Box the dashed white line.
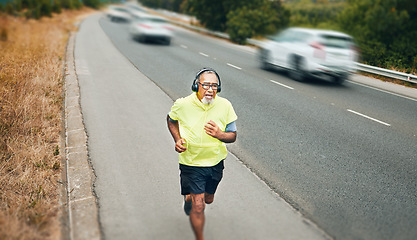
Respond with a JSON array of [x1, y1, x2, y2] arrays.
[[227, 63, 242, 70], [180, 44, 188, 49], [270, 80, 294, 90], [199, 52, 209, 57], [347, 109, 391, 126]]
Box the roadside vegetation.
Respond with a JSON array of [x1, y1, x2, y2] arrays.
[[337, 0, 416, 74], [0, 5, 95, 239], [0, 0, 100, 18]]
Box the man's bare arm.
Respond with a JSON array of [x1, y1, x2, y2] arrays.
[[167, 116, 187, 152]]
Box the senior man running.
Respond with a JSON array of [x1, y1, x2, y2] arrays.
[[167, 68, 238, 240]]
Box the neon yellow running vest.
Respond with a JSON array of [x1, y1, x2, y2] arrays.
[[169, 93, 238, 167]]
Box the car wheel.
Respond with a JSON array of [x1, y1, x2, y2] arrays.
[[259, 49, 271, 70], [289, 55, 306, 82], [333, 75, 346, 85], [138, 35, 146, 43], [164, 38, 171, 45]]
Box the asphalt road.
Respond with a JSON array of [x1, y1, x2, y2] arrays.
[[78, 13, 417, 240]]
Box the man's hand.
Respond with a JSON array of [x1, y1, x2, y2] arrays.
[[204, 120, 221, 138], [175, 139, 187, 153], [204, 120, 237, 143]]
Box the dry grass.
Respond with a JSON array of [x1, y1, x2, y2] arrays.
[[0, 8, 95, 239]]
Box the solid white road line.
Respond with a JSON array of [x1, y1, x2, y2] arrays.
[[347, 109, 391, 126], [227, 63, 242, 70], [270, 80, 294, 90], [348, 80, 417, 102]]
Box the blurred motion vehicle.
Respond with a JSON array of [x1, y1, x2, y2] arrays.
[[258, 27, 358, 84], [125, 2, 147, 14], [106, 5, 131, 22], [128, 14, 173, 45]]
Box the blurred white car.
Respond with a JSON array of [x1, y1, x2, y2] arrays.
[[128, 14, 173, 45], [125, 3, 147, 14], [106, 5, 131, 22], [258, 27, 358, 84]]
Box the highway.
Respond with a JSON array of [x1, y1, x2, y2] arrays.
[[86, 14, 416, 239]]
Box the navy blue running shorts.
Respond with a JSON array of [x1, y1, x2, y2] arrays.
[[179, 160, 224, 195]]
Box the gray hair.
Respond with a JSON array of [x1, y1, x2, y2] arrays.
[[198, 70, 219, 84]]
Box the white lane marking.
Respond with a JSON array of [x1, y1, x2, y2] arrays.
[[199, 52, 209, 57], [348, 80, 417, 102], [270, 80, 294, 90], [347, 109, 391, 126], [180, 44, 188, 49], [227, 63, 242, 70]]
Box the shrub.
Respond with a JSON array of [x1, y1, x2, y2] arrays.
[[39, 0, 52, 18], [288, 0, 345, 28], [226, 7, 258, 44], [52, 0, 62, 14], [338, 0, 417, 72], [226, 1, 290, 44], [83, 0, 100, 9], [61, 0, 73, 9]]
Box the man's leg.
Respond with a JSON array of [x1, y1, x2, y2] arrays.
[[190, 193, 206, 240], [204, 193, 214, 204], [185, 194, 192, 202], [184, 194, 192, 215]]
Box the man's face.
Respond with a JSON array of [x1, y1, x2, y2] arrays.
[[197, 72, 218, 104]]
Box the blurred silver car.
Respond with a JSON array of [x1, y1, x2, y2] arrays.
[[106, 5, 132, 22], [258, 27, 358, 84], [128, 14, 173, 45]]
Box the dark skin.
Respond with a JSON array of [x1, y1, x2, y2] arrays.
[[167, 72, 236, 240]]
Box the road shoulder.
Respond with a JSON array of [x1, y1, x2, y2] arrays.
[[63, 30, 101, 240]]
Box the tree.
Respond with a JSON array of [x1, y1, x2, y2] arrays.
[[52, 0, 62, 14], [39, 0, 52, 17], [287, 0, 345, 29], [338, 0, 417, 72], [184, 0, 290, 43], [226, 1, 290, 44], [183, 0, 227, 31]]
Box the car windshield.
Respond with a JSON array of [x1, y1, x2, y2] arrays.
[[130, 6, 146, 12], [320, 35, 353, 49], [271, 30, 294, 42], [271, 30, 312, 43], [112, 7, 128, 13], [141, 17, 167, 23]]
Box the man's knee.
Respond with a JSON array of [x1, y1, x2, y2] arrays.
[[205, 193, 214, 204], [191, 194, 206, 213]]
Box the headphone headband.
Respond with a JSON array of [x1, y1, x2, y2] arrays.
[[191, 68, 221, 93]]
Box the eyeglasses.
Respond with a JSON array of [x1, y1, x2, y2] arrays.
[[199, 83, 218, 90]]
